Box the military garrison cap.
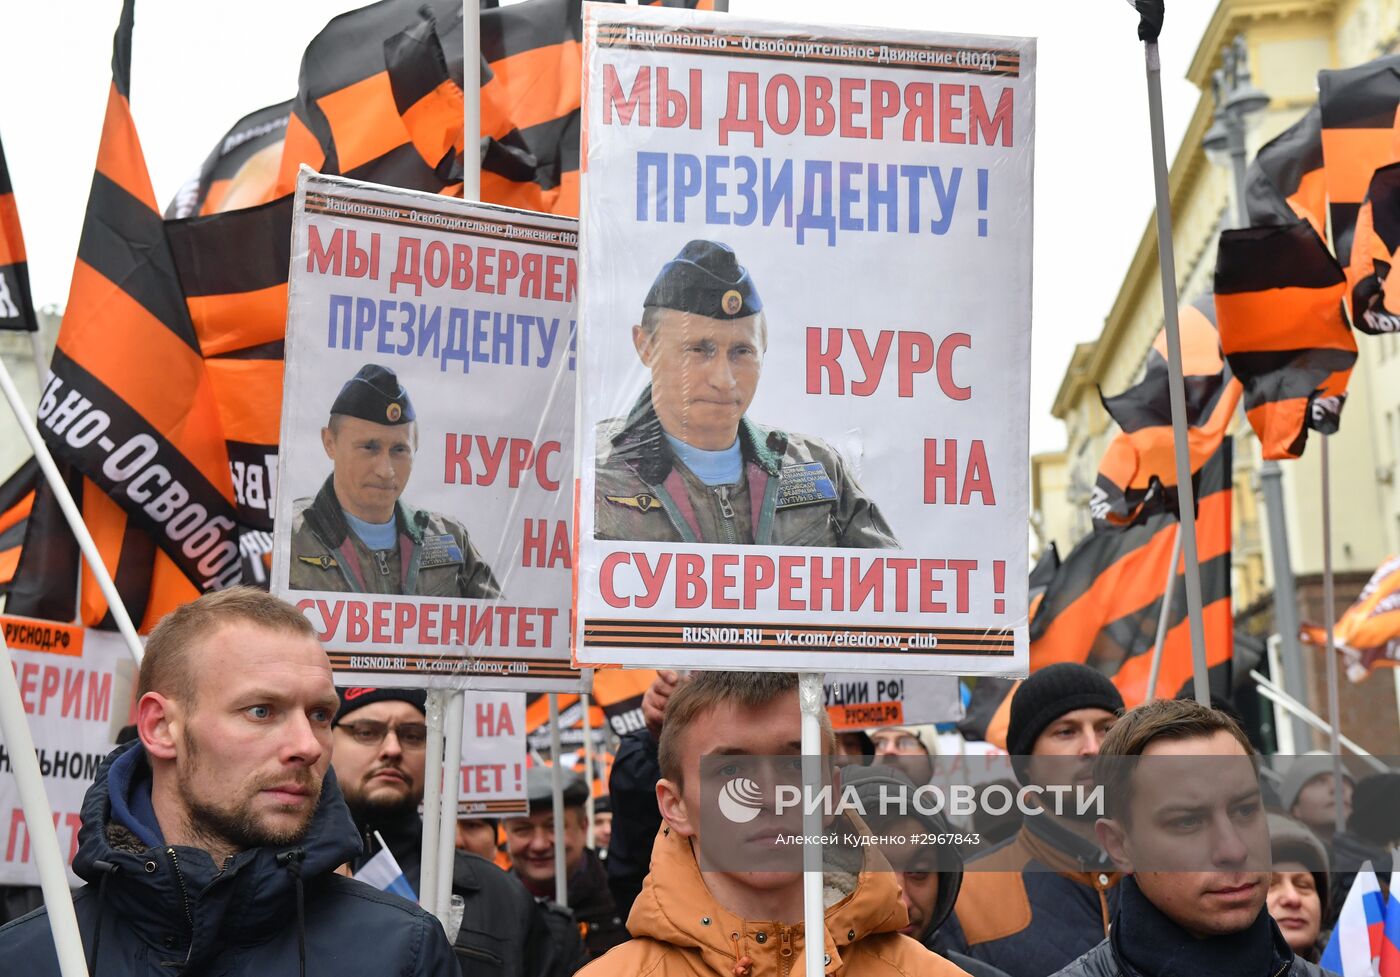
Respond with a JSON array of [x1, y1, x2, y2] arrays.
[[330, 364, 415, 425], [644, 239, 763, 319]]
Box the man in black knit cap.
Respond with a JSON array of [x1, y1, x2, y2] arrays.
[[332, 686, 587, 977], [941, 663, 1125, 977]]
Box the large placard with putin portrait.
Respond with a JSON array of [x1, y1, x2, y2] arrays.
[[271, 171, 582, 692], [574, 6, 1034, 674]]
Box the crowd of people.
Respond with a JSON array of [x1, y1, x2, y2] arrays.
[[0, 587, 1395, 976]]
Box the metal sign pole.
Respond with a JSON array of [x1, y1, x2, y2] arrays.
[[0, 358, 142, 665], [1146, 524, 1183, 702], [547, 693, 568, 906], [581, 691, 596, 848], [1142, 38, 1210, 704], [1319, 435, 1346, 835], [799, 673, 825, 977], [419, 690, 447, 916]]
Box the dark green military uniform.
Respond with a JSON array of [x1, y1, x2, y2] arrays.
[[594, 238, 898, 548], [288, 362, 501, 597], [594, 389, 899, 547], [289, 477, 501, 597]]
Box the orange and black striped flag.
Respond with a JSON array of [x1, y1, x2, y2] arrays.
[[0, 458, 38, 593], [277, 0, 715, 215], [1300, 555, 1400, 680], [1030, 439, 1233, 708], [1345, 161, 1400, 335], [166, 100, 292, 219], [1214, 221, 1357, 459], [1318, 54, 1400, 266], [1245, 105, 1325, 236], [38, 0, 245, 595], [1092, 293, 1241, 528], [0, 132, 39, 333]]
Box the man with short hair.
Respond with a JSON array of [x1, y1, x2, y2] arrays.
[[504, 769, 627, 961], [868, 724, 939, 784], [0, 587, 457, 976], [290, 362, 499, 597], [843, 765, 1009, 977], [942, 663, 1124, 977], [331, 685, 587, 977], [578, 671, 968, 977], [1051, 699, 1328, 977], [593, 239, 898, 547]]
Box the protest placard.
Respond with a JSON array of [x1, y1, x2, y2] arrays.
[[459, 692, 528, 817], [0, 621, 132, 885], [272, 170, 581, 691], [573, 7, 1034, 674], [822, 673, 962, 730]]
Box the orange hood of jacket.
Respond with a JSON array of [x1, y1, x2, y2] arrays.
[[579, 820, 970, 977]]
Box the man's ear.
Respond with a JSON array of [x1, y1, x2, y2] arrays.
[[657, 777, 696, 837], [631, 324, 654, 365], [321, 425, 336, 460], [1096, 817, 1134, 873], [137, 692, 179, 761]]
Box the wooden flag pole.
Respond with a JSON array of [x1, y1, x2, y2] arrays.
[[1146, 523, 1183, 702], [1141, 37, 1211, 705], [799, 672, 825, 977], [0, 628, 89, 977], [0, 358, 143, 665], [1319, 435, 1346, 834]]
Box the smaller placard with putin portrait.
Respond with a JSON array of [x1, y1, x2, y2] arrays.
[[272, 170, 582, 692], [574, 5, 1034, 675]]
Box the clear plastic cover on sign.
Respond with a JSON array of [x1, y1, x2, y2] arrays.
[[272, 170, 582, 692], [573, 6, 1035, 675]]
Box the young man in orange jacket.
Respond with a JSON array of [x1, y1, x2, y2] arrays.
[[579, 671, 969, 977]]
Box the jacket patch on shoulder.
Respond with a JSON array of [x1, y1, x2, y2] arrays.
[[606, 493, 663, 513], [776, 462, 837, 509], [297, 554, 339, 570], [419, 533, 465, 568]]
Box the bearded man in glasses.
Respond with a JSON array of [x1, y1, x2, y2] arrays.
[[331, 687, 590, 977]]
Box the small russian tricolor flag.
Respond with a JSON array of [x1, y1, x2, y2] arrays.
[[353, 831, 417, 903], [1321, 863, 1386, 977]]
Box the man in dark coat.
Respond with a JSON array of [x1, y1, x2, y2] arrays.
[[1051, 699, 1329, 977], [331, 685, 587, 977], [504, 769, 628, 961], [0, 587, 457, 976], [942, 663, 1125, 977]]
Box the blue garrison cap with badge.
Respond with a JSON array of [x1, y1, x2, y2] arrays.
[[644, 240, 763, 319], [330, 364, 416, 426]]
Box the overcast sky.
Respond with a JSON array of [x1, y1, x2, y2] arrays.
[[0, 0, 1215, 456]]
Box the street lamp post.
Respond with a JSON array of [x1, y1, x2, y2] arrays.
[[1204, 36, 1312, 748]]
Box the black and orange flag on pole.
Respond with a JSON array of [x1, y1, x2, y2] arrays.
[[1245, 105, 1326, 236], [1318, 55, 1400, 267], [1031, 440, 1233, 708], [0, 133, 39, 334], [166, 101, 292, 219], [1215, 221, 1356, 459], [1344, 160, 1400, 335], [1092, 294, 1241, 528], [36, 0, 246, 595], [0, 458, 38, 592], [276, 0, 716, 215]]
